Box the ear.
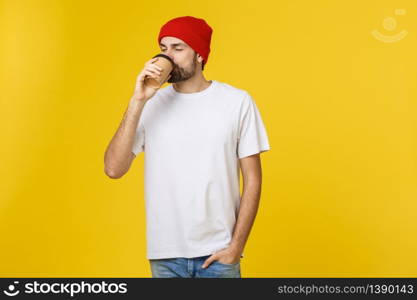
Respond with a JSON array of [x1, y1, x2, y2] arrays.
[[197, 53, 204, 64]]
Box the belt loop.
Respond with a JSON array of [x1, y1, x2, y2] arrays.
[[187, 258, 194, 277]]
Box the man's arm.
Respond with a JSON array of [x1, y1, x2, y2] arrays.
[[104, 56, 166, 179], [202, 153, 262, 268], [104, 98, 146, 179], [229, 153, 262, 256]]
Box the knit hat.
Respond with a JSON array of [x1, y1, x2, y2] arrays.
[[158, 16, 213, 65]]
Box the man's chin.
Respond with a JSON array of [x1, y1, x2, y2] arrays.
[[167, 77, 184, 84]]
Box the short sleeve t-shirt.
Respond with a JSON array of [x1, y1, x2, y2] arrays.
[[132, 79, 270, 259]]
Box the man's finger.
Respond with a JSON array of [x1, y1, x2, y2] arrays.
[[201, 255, 216, 269]]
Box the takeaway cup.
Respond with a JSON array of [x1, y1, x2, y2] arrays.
[[144, 53, 174, 89]]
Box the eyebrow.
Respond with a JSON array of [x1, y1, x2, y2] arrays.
[[159, 43, 186, 47]]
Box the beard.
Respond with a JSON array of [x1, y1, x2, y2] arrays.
[[167, 53, 197, 83]]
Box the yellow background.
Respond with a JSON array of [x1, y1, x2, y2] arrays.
[[1, 0, 416, 277]]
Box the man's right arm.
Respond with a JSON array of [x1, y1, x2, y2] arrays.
[[103, 97, 147, 179], [104, 56, 166, 179]]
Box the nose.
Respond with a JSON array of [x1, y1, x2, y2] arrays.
[[163, 50, 175, 62]]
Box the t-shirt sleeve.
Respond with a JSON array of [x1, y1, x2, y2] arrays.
[[236, 92, 271, 159], [132, 118, 145, 155]]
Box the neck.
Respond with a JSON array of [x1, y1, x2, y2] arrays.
[[172, 75, 212, 94]]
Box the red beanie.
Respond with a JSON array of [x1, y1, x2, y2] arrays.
[[158, 16, 213, 65]]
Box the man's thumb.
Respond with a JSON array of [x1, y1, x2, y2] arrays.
[[201, 255, 216, 269]]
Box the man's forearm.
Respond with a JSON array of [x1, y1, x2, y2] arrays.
[[104, 98, 146, 178], [229, 179, 262, 255]]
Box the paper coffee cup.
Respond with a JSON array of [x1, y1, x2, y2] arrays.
[[144, 53, 174, 89]]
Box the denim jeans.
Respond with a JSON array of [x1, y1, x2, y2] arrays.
[[149, 254, 241, 278]]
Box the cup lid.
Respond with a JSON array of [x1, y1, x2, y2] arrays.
[[152, 53, 175, 68]]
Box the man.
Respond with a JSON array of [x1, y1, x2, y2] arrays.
[[104, 16, 270, 278]]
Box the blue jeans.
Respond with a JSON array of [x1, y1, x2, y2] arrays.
[[149, 254, 241, 278]]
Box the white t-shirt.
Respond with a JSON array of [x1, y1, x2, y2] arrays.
[[132, 80, 270, 259]]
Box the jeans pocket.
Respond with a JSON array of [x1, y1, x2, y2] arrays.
[[214, 260, 240, 266]]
